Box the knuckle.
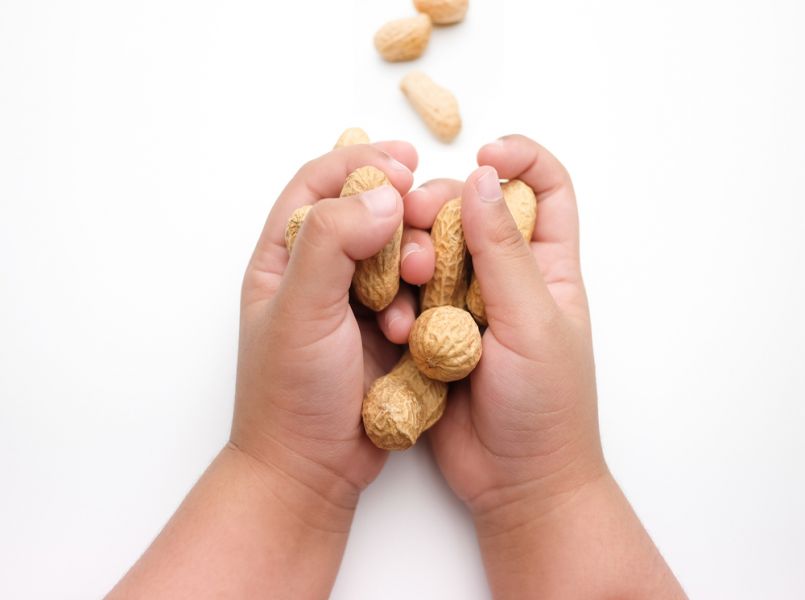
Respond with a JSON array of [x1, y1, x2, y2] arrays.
[[487, 216, 527, 256]]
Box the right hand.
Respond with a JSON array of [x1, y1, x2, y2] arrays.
[[404, 135, 605, 521]]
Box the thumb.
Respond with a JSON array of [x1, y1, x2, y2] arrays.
[[275, 184, 403, 325], [461, 166, 557, 336]]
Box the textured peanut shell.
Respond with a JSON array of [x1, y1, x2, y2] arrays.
[[285, 129, 370, 253], [284, 205, 312, 253], [333, 127, 370, 149], [340, 166, 402, 311], [374, 14, 432, 62], [421, 197, 468, 311], [400, 71, 461, 143], [413, 0, 468, 24], [466, 179, 538, 325], [362, 352, 448, 450], [409, 306, 482, 382]]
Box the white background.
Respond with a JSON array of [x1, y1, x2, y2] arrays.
[[1, 0, 804, 598]]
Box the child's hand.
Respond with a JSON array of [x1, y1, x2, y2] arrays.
[[406, 135, 684, 597], [404, 135, 601, 516], [232, 141, 420, 521]]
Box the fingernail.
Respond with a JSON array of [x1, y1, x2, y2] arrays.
[[389, 158, 410, 172], [361, 185, 399, 217], [475, 169, 503, 203], [405, 187, 426, 201], [401, 242, 423, 264]]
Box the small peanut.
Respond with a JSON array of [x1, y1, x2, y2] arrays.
[[333, 127, 369, 149], [466, 179, 538, 325], [413, 0, 469, 25], [400, 71, 461, 143], [362, 352, 448, 450], [409, 306, 482, 382], [420, 197, 468, 311], [374, 14, 432, 62]]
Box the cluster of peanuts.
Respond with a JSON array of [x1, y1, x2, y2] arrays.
[[374, 0, 467, 143], [284, 129, 538, 450]]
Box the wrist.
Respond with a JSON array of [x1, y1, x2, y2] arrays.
[[224, 439, 358, 534], [472, 470, 685, 599]]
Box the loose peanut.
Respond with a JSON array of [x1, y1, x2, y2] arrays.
[[333, 127, 369, 149], [413, 0, 468, 25], [409, 306, 482, 382], [374, 14, 432, 62], [400, 71, 461, 143], [362, 352, 448, 450], [421, 197, 468, 311], [466, 179, 538, 325]]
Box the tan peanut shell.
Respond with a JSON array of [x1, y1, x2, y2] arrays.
[[466, 179, 538, 325], [340, 166, 402, 311], [286, 128, 370, 252], [334, 127, 370, 149], [374, 14, 432, 62], [421, 197, 468, 311], [400, 71, 461, 143], [285, 204, 312, 253], [413, 0, 468, 25], [409, 306, 482, 382], [362, 352, 448, 450]]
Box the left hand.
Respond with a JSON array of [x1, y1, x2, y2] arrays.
[[232, 141, 423, 523]]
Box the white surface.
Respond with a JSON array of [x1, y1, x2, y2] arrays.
[[1, 0, 804, 598]]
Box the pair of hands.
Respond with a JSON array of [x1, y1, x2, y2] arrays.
[[112, 134, 684, 599], [233, 133, 602, 532]]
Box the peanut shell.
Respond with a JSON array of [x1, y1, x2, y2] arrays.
[[362, 352, 448, 450], [284, 205, 312, 253], [466, 179, 538, 325], [421, 197, 468, 311], [374, 14, 432, 62], [400, 71, 461, 143], [409, 306, 482, 382], [413, 0, 468, 25], [340, 166, 402, 311], [334, 127, 370, 149]]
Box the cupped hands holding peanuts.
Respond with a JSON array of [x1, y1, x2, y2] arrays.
[[110, 134, 685, 600]]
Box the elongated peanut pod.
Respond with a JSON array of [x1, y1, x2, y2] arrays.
[[334, 127, 369, 149], [414, 0, 469, 25], [409, 306, 482, 382], [466, 179, 538, 325], [374, 14, 432, 62], [340, 166, 402, 311], [420, 197, 468, 311], [284, 129, 402, 311], [400, 71, 461, 143], [362, 352, 448, 450]]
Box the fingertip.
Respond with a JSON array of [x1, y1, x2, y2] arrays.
[[360, 184, 403, 220], [373, 140, 419, 173], [377, 288, 416, 344], [403, 178, 464, 229], [400, 229, 435, 285], [402, 188, 432, 228], [477, 138, 506, 166]]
